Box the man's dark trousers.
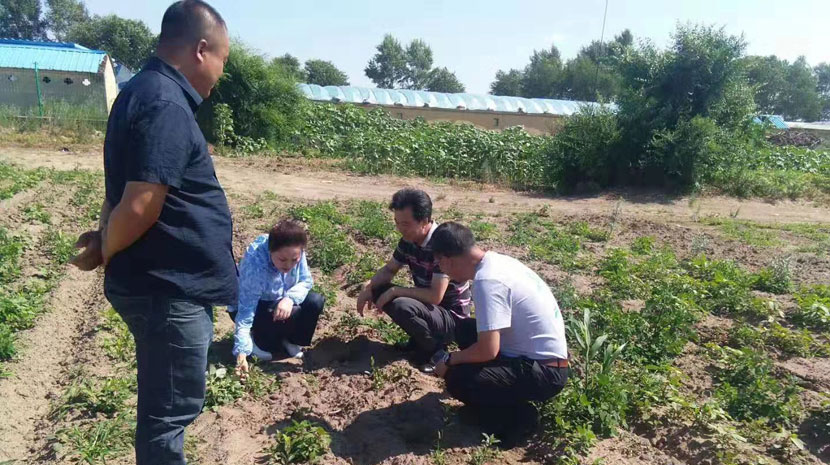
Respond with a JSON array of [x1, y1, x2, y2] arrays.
[[372, 283, 476, 360], [107, 293, 213, 465]]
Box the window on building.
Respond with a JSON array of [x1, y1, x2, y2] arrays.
[[7, 74, 16, 82], [42, 76, 51, 83], [64, 78, 73, 85], [494, 118, 500, 128]]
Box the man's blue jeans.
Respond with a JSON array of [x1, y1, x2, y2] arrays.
[[106, 293, 213, 465]]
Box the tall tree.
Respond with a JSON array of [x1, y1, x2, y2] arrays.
[[271, 53, 306, 81], [520, 44, 564, 98], [744, 55, 788, 115], [815, 62, 830, 119], [45, 0, 88, 41], [403, 38, 433, 89], [66, 14, 156, 69], [782, 56, 821, 121], [304, 59, 349, 86], [365, 34, 408, 88], [0, 0, 46, 39], [425, 67, 464, 93], [489, 69, 523, 96]]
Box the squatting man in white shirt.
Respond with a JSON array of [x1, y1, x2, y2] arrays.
[[429, 221, 569, 447]]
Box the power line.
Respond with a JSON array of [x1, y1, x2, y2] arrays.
[[594, 0, 610, 98]]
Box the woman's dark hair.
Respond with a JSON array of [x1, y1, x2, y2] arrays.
[[268, 220, 308, 251], [431, 222, 476, 258], [388, 188, 432, 222]]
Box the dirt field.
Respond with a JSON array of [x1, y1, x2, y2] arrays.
[[1, 145, 829, 465]]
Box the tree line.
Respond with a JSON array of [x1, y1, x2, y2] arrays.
[[1, 0, 828, 120]]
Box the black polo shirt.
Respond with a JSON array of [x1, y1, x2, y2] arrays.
[[103, 57, 238, 305]]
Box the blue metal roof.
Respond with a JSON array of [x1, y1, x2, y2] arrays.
[[752, 115, 789, 130], [298, 83, 607, 116], [0, 39, 108, 74]]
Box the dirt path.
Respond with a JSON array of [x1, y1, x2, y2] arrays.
[[0, 268, 105, 462], [2, 146, 828, 225]]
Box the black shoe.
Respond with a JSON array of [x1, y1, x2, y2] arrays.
[[419, 361, 436, 374]]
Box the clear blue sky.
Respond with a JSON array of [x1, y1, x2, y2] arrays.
[[84, 0, 830, 94]]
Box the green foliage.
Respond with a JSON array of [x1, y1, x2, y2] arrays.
[[745, 55, 822, 121], [364, 34, 464, 91], [792, 285, 830, 330], [45, 0, 89, 41], [99, 307, 135, 365], [467, 433, 501, 465], [751, 257, 793, 294], [51, 373, 134, 420], [509, 213, 584, 269], [212, 103, 268, 154], [201, 42, 306, 149], [66, 14, 156, 69], [566, 221, 610, 242], [290, 201, 355, 274], [540, 309, 628, 462], [0, 323, 16, 361], [712, 347, 803, 427], [0, 161, 48, 200], [0, 0, 46, 39], [630, 236, 655, 255], [45, 228, 77, 265], [298, 103, 552, 189], [304, 59, 349, 86], [545, 105, 621, 190], [468, 220, 499, 242], [701, 217, 781, 247], [268, 419, 331, 465], [0, 228, 24, 284], [349, 200, 395, 241], [363, 317, 408, 345], [57, 413, 134, 464], [204, 363, 276, 411], [23, 202, 51, 224], [347, 253, 384, 287]]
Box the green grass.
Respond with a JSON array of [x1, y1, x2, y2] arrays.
[[509, 214, 585, 270], [701, 217, 782, 247], [290, 201, 356, 274], [44, 228, 77, 265], [98, 307, 135, 365], [0, 161, 49, 200], [346, 253, 384, 287], [566, 220, 611, 242], [204, 362, 278, 412], [56, 413, 134, 464]]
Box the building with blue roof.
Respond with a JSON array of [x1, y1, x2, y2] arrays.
[[298, 83, 609, 134], [0, 39, 118, 115]]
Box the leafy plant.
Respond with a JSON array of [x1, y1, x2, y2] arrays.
[[712, 347, 803, 427], [268, 419, 331, 465], [566, 221, 611, 242], [51, 374, 135, 420], [469, 220, 499, 242], [203, 364, 245, 411], [793, 285, 830, 330], [751, 256, 793, 294], [468, 433, 501, 465], [45, 228, 77, 265], [22, 203, 51, 224], [349, 200, 395, 241]]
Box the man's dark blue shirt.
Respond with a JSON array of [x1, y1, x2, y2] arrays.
[[103, 57, 238, 305]]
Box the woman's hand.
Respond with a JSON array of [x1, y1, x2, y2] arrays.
[[235, 353, 249, 382], [273, 297, 293, 322]]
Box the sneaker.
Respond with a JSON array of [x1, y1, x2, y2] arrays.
[[282, 340, 304, 359], [250, 342, 273, 362]]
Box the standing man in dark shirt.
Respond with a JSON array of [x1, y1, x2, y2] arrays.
[[70, 2, 236, 464], [356, 189, 475, 372]]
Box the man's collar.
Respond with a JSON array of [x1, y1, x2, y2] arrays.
[[144, 56, 203, 112], [420, 222, 438, 247]]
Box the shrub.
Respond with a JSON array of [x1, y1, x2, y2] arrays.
[[199, 42, 306, 148], [751, 257, 793, 294]]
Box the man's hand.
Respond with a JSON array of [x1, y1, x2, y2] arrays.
[[273, 297, 293, 322], [434, 360, 448, 378], [375, 286, 398, 310], [235, 353, 249, 382], [69, 230, 103, 271], [356, 285, 375, 316]]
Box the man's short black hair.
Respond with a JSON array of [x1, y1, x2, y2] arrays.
[[159, 0, 226, 46], [389, 188, 432, 222], [431, 222, 476, 258]]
